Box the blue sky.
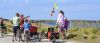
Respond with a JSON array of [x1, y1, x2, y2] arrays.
[[0, 0, 100, 20]]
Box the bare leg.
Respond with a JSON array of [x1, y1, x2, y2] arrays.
[[24, 31, 26, 41], [19, 32, 24, 42], [20, 29, 24, 41], [15, 33, 17, 41], [5, 29, 7, 35], [4, 29, 6, 35], [1, 29, 4, 36], [12, 33, 15, 42]]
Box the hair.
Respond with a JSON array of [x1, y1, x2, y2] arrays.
[[59, 10, 64, 15], [21, 15, 24, 17], [25, 19, 28, 22], [16, 13, 20, 17]]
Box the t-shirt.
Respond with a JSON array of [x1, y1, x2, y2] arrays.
[[20, 17, 24, 25], [0, 18, 2, 24], [0, 19, 4, 26], [11, 16, 20, 26], [56, 13, 65, 27], [23, 22, 30, 30], [64, 20, 69, 29]]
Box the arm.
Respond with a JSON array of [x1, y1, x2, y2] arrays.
[[23, 16, 30, 19], [29, 23, 31, 29], [67, 20, 70, 27], [56, 14, 60, 25], [9, 18, 13, 24], [0, 19, 2, 25]]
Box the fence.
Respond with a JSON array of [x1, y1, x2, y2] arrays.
[[69, 20, 100, 29]]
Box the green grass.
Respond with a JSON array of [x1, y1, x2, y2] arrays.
[[66, 27, 100, 43], [67, 27, 98, 39], [4, 20, 100, 43]]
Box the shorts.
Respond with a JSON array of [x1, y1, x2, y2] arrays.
[[24, 29, 29, 31], [20, 28, 24, 33], [64, 27, 68, 30], [13, 26, 19, 33], [20, 25, 24, 29], [59, 26, 65, 33]]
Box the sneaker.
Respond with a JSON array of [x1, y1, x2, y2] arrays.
[[2, 34, 4, 36], [21, 40, 24, 42], [12, 40, 14, 42]]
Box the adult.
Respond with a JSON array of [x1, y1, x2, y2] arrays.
[[10, 13, 20, 42], [56, 10, 65, 39], [0, 17, 7, 36]]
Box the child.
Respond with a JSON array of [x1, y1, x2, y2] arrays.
[[20, 15, 30, 32], [23, 19, 30, 40], [64, 18, 69, 33]]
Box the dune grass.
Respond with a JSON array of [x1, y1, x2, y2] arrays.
[[3, 20, 100, 43], [66, 27, 100, 43]]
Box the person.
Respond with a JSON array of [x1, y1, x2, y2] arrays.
[[20, 15, 24, 30], [0, 17, 7, 36], [64, 18, 69, 33], [56, 10, 65, 39], [20, 15, 30, 30], [19, 15, 29, 42], [10, 13, 20, 42], [23, 19, 30, 40]]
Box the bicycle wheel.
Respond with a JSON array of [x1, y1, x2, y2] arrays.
[[37, 33, 41, 41], [51, 33, 56, 43]]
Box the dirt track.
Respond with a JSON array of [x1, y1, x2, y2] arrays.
[[0, 33, 83, 43]]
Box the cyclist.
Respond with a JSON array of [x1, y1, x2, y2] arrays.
[[23, 19, 30, 41], [20, 15, 29, 33], [0, 17, 7, 36], [10, 13, 20, 42], [19, 15, 30, 42]]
